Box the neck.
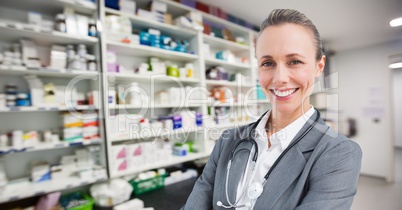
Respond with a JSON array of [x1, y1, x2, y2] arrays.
[[269, 101, 311, 131]]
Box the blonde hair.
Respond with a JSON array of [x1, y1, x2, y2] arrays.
[[259, 9, 323, 60]]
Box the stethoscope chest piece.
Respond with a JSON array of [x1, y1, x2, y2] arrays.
[[247, 181, 263, 199]]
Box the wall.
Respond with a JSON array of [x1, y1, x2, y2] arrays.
[[334, 39, 402, 180], [393, 68, 402, 148]]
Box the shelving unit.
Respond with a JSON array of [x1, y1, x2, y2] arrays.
[[0, 68, 99, 78], [0, 174, 107, 203], [0, 0, 264, 206], [204, 57, 251, 70], [107, 41, 198, 61], [110, 73, 200, 84], [0, 138, 101, 155], [0, 23, 98, 46], [0, 0, 107, 205], [0, 105, 97, 113], [112, 152, 209, 178], [110, 127, 204, 143]]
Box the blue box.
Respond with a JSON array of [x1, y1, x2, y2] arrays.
[[105, 0, 119, 10]]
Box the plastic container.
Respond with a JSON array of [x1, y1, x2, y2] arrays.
[[59, 192, 94, 210], [129, 174, 166, 195]]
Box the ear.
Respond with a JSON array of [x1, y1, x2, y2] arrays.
[[315, 55, 326, 77]]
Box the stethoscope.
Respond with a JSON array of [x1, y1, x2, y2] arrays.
[[217, 109, 320, 209]]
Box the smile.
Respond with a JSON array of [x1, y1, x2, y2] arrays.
[[271, 88, 299, 98]]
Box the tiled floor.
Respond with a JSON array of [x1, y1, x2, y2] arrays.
[[351, 148, 402, 210]]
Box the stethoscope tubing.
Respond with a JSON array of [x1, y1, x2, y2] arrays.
[[220, 109, 321, 208]]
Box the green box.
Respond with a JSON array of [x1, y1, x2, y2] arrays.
[[61, 192, 94, 210], [129, 174, 166, 195]]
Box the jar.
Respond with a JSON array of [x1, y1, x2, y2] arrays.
[[88, 19, 97, 37], [55, 14, 66, 33]]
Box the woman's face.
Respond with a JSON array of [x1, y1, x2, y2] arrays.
[[256, 23, 325, 115]]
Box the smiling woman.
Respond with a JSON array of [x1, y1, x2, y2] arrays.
[[182, 9, 362, 210]]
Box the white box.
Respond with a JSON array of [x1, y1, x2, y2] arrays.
[[113, 159, 127, 172], [112, 145, 127, 159], [76, 15, 89, 37], [150, 1, 167, 13], [120, 0, 136, 14], [28, 12, 42, 26], [126, 143, 142, 158]]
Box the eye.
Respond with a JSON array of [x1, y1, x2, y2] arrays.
[[261, 61, 275, 67], [289, 60, 302, 65]]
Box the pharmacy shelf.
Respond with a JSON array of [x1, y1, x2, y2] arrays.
[[111, 127, 204, 143], [0, 0, 96, 16], [210, 102, 253, 107], [109, 104, 202, 109], [0, 22, 98, 46], [111, 152, 209, 178], [104, 8, 197, 39], [0, 105, 98, 113], [256, 99, 270, 104], [159, 0, 251, 34], [0, 138, 102, 155], [205, 58, 251, 70], [0, 173, 107, 203], [107, 41, 198, 61], [110, 73, 200, 84], [205, 80, 254, 88], [203, 35, 250, 52], [0, 67, 98, 78], [207, 121, 254, 130]]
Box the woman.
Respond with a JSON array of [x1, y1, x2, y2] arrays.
[[182, 9, 362, 210]]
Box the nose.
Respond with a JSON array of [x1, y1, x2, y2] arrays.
[[272, 64, 289, 85]]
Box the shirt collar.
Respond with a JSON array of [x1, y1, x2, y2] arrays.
[[254, 106, 315, 151]]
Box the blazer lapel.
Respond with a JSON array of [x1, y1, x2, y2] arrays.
[[254, 111, 329, 209], [226, 136, 254, 203]]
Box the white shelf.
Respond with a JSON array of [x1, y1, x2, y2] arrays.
[[105, 8, 196, 39], [159, 0, 251, 34], [207, 121, 254, 129], [0, 105, 98, 113], [256, 99, 270, 104], [210, 102, 252, 107], [111, 127, 204, 142], [0, 173, 107, 203], [111, 152, 209, 178], [205, 80, 254, 88], [107, 41, 198, 61], [0, 21, 98, 46], [110, 73, 200, 84], [0, 139, 102, 155], [205, 58, 251, 70], [0, 0, 96, 16], [0, 67, 98, 78], [203, 35, 250, 52], [109, 104, 202, 109]]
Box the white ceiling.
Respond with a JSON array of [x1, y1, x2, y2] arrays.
[[197, 0, 402, 52]]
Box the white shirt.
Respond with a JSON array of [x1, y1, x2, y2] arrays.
[[235, 107, 315, 210]]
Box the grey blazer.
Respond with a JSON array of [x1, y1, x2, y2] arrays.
[[182, 111, 362, 210]]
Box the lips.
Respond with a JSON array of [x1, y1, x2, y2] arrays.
[[271, 88, 299, 98]]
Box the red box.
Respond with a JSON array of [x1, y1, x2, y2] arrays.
[[196, 2, 210, 13], [203, 23, 211, 35]]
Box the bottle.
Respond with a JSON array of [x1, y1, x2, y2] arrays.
[[55, 14, 66, 33], [77, 44, 87, 57], [88, 20, 97, 37]]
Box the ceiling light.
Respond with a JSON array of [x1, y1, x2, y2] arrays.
[[389, 62, 402, 69], [390, 17, 402, 27]]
